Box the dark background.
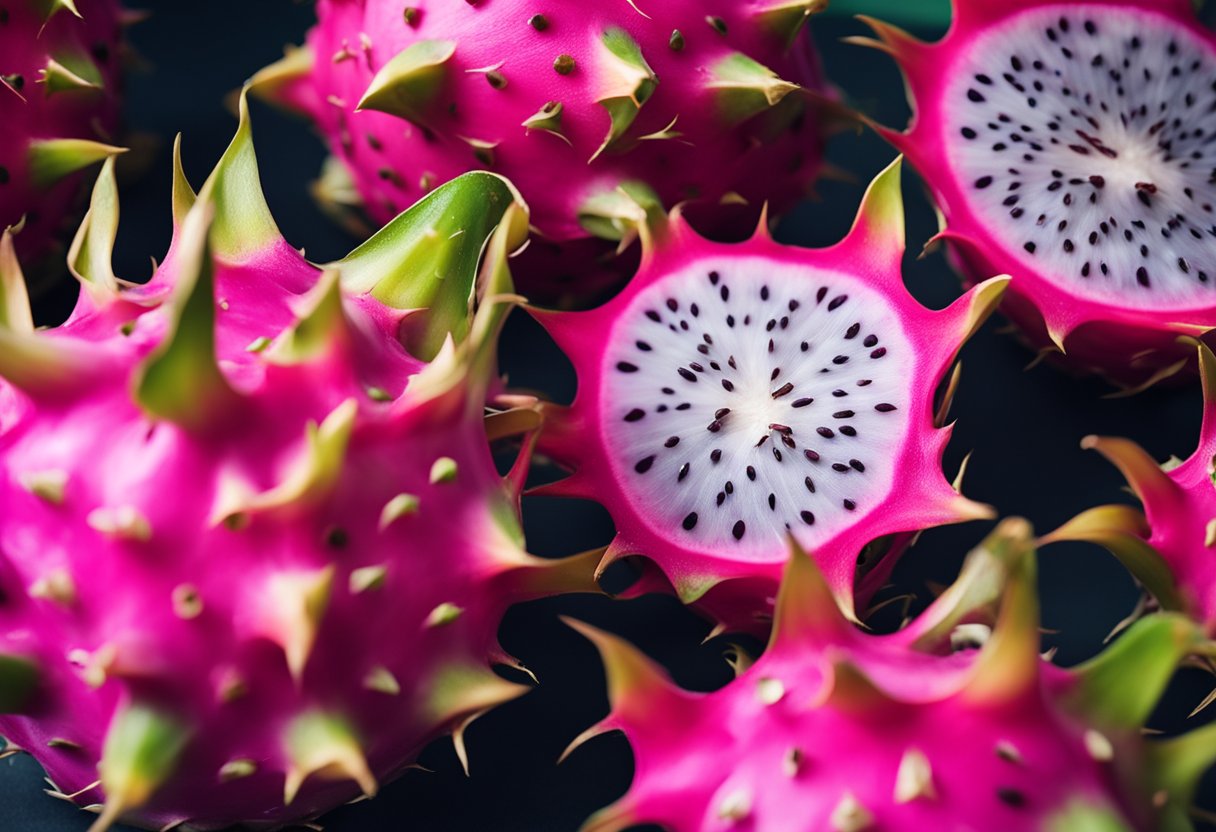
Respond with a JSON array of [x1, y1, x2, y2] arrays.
[[4, 2, 1216, 829]]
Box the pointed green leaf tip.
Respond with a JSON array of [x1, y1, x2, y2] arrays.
[[0, 653, 38, 713], [133, 202, 236, 430], [844, 156, 906, 257], [357, 40, 455, 126], [267, 270, 348, 364], [327, 171, 528, 361], [41, 50, 104, 95], [591, 28, 658, 161], [1066, 614, 1200, 731], [67, 155, 120, 299], [707, 53, 801, 125], [171, 134, 196, 228], [37, 0, 81, 20], [197, 89, 281, 262], [92, 704, 188, 832], [754, 1, 828, 50], [28, 138, 126, 190], [0, 229, 34, 334], [283, 711, 376, 806], [578, 181, 665, 244]]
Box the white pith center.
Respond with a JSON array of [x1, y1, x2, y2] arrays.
[[601, 257, 913, 560], [945, 7, 1216, 308]]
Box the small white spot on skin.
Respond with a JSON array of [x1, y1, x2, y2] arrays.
[[950, 622, 992, 650], [755, 676, 786, 705], [782, 746, 804, 778], [716, 788, 752, 822], [829, 792, 874, 832], [894, 747, 936, 803], [945, 8, 1216, 308], [602, 258, 912, 561], [1084, 729, 1114, 762]]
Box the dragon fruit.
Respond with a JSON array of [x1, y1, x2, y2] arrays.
[[249, 0, 830, 299], [566, 519, 1216, 832], [527, 158, 1005, 631], [1045, 340, 1216, 636], [854, 0, 1216, 392], [1, 0, 125, 267], [0, 92, 597, 831]]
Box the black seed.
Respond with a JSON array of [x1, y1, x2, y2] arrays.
[[645, 310, 661, 323], [801, 511, 815, 525], [1025, 242, 1037, 254], [635, 340, 652, 351], [834, 410, 855, 419], [716, 492, 726, 506], [761, 285, 770, 301], [975, 176, 994, 189], [875, 403, 897, 412], [709, 270, 720, 285], [0, 166, 7, 185], [845, 323, 861, 339], [682, 512, 698, 530], [747, 466, 757, 481], [772, 447, 783, 462], [772, 382, 795, 399], [1137, 267, 1150, 287], [679, 368, 697, 382], [850, 459, 865, 472], [833, 463, 850, 472], [997, 788, 1026, 808], [625, 409, 645, 422], [793, 398, 814, 408], [828, 295, 848, 311], [732, 520, 746, 540], [726, 481, 735, 494], [863, 334, 878, 348], [817, 427, 835, 439], [722, 379, 735, 391], [666, 298, 679, 312], [968, 89, 986, 103], [665, 436, 680, 448], [870, 348, 887, 359], [962, 127, 978, 139], [843, 499, 857, 511], [528, 13, 548, 30], [678, 463, 690, 482], [768, 493, 777, 510], [804, 450, 820, 462], [805, 477, 816, 493], [801, 341, 810, 352], [635, 456, 656, 474], [720, 285, 730, 302], [617, 362, 638, 373], [833, 355, 849, 365], [711, 449, 722, 463], [715, 408, 731, 419]]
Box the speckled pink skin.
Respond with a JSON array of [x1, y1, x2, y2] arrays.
[[529, 161, 1003, 628], [269, 0, 827, 295], [0, 0, 122, 262], [0, 119, 585, 829], [863, 0, 1216, 392], [572, 527, 1175, 832]]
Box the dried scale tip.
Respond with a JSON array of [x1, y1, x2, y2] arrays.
[[529, 159, 1002, 631], [0, 89, 598, 830], [566, 523, 1215, 832], [251, 0, 830, 301], [854, 0, 1216, 391]]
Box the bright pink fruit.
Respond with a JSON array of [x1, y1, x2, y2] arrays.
[[251, 0, 831, 297], [858, 0, 1216, 392], [0, 94, 595, 831], [1047, 341, 1216, 636], [0, 0, 125, 266], [568, 520, 1216, 832], [528, 159, 1004, 631]]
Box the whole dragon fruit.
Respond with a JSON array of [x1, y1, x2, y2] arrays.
[[567, 519, 1216, 832], [527, 158, 1005, 631], [1046, 340, 1216, 636], [250, 0, 830, 299], [1, 0, 125, 266], [854, 0, 1216, 392], [0, 93, 596, 831]]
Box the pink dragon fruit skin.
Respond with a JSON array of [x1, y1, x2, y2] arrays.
[[0, 93, 597, 831], [250, 0, 830, 297], [855, 0, 1216, 393], [527, 158, 1005, 630], [1046, 341, 1216, 636], [567, 519, 1216, 832], [1, 0, 126, 265]]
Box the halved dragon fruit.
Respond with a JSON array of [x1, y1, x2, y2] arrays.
[[250, 0, 831, 299], [1, 0, 125, 266], [567, 519, 1216, 832], [528, 158, 1005, 630], [1046, 340, 1216, 636], [854, 0, 1216, 392], [0, 93, 596, 831]]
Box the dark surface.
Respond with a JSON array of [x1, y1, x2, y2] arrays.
[[4, 2, 1216, 830]]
